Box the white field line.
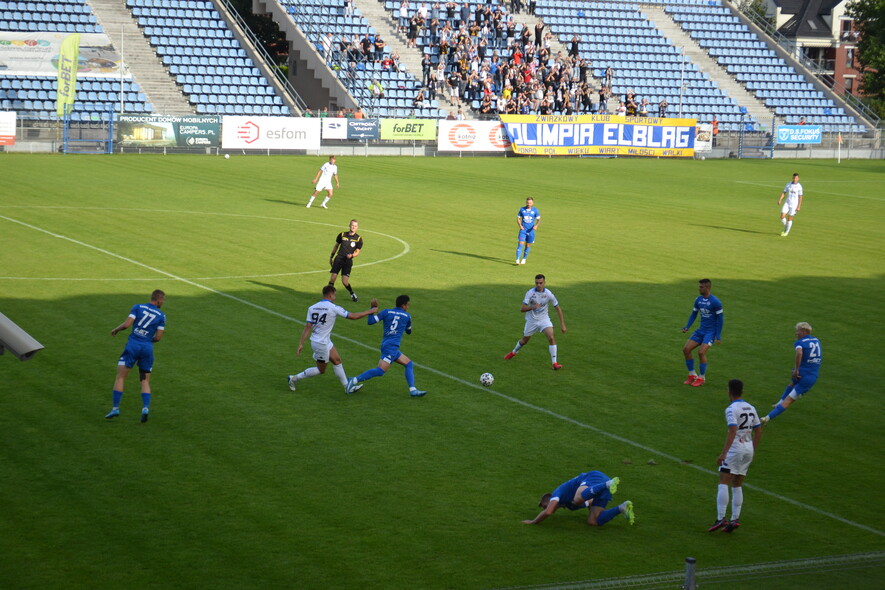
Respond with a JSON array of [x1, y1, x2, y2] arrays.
[[0, 206, 409, 280], [2, 213, 883, 538]]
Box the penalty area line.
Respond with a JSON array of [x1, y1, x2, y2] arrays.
[[3, 213, 882, 538]]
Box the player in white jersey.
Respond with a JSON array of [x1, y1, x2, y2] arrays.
[[777, 172, 803, 236], [504, 274, 567, 370], [708, 379, 762, 534], [306, 155, 340, 208], [288, 285, 377, 393]]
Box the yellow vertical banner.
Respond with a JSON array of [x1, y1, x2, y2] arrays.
[[56, 33, 81, 117]]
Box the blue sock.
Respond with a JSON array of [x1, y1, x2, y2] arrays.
[[768, 403, 786, 420], [357, 367, 386, 382], [699, 362, 707, 377], [141, 393, 151, 408], [404, 361, 415, 388], [780, 383, 794, 400], [685, 359, 694, 372], [580, 483, 608, 501], [516, 244, 524, 259], [112, 390, 123, 406], [596, 506, 621, 526], [523, 245, 530, 259]]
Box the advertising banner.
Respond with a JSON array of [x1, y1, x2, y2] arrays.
[[776, 125, 822, 145], [0, 111, 16, 146], [56, 33, 80, 116], [221, 116, 321, 150], [118, 115, 221, 147], [380, 119, 437, 140], [0, 32, 123, 77], [347, 118, 380, 141], [499, 114, 697, 156], [322, 117, 348, 140], [438, 120, 512, 151], [695, 123, 713, 152]]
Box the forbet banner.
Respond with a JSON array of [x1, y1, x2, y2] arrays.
[[118, 115, 221, 147], [56, 33, 80, 117], [380, 119, 437, 140], [500, 114, 696, 156], [776, 125, 822, 145], [0, 111, 16, 146], [438, 120, 511, 151], [221, 116, 320, 150]]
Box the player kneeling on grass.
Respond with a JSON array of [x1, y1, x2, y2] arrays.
[[346, 295, 427, 397], [708, 379, 762, 534], [522, 471, 634, 527]]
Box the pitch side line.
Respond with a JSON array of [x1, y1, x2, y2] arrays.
[[0, 206, 409, 280], [2, 213, 882, 538]]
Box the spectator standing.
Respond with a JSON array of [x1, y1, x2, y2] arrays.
[[658, 98, 668, 117]]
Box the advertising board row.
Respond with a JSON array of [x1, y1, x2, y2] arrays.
[[116, 115, 713, 156]]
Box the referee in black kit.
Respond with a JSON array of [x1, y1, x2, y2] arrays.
[[329, 219, 363, 302]]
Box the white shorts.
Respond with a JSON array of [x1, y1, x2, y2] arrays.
[[781, 200, 798, 216], [524, 317, 553, 338], [720, 444, 754, 476], [311, 339, 334, 363], [315, 179, 333, 192]]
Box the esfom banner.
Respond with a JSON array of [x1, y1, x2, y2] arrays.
[[221, 116, 320, 150], [499, 114, 697, 157]]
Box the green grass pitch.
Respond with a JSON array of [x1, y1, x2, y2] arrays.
[[0, 154, 883, 589]]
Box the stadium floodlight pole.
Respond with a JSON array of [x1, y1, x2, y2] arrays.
[[679, 47, 685, 118], [119, 31, 125, 115]]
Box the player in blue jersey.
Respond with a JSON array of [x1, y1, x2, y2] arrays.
[[345, 295, 427, 397], [105, 290, 166, 423], [522, 471, 634, 527], [681, 278, 724, 387], [761, 322, 822, 424], [708, 379, 762, 534], [515, 197, 541, 265]]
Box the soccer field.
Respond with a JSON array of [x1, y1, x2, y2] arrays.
[[1, 154, 883, 589]]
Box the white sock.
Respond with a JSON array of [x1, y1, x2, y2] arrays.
[[785, 220, 792, 233], [731, 486, 743, 520], [782, 218, 787, 228], [295, 367, 321, 381], [307, 196, 315, 205], [332, 363, 348, 387], [322, 197, 330, 206], [717, 484, 729, 520], [513, 341, 523, 353], [549, 344, 557, 363]]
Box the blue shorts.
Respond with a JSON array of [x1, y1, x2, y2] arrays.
[[690, 329, 716, 346], [380, 343, 403, 365], [518, 228, 536, 244], [579, 471, 612, 509], [788, 374, 818, 397], [118, 340, 154, 372]]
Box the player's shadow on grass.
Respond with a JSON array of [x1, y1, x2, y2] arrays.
[[687, 223, 770, 235], [265, 199, 302, 207], [430, 249, 514, 265], [248, 280, 301, 296]]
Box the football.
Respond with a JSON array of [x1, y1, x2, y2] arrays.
[[480, 372, 494, 387], [224, 154, 230, 159]]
